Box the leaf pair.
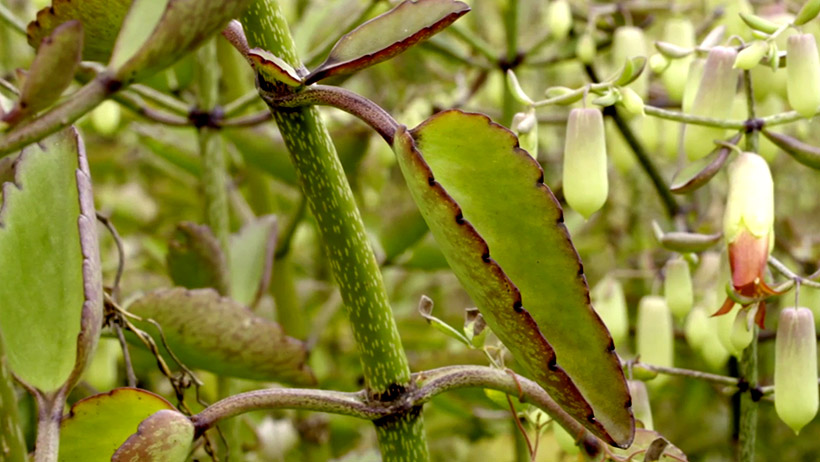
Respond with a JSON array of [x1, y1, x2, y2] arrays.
[[244, 0, 469, 87]]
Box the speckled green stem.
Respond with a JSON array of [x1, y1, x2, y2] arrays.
[[0, 345, 26, 462], [241, 2, 427, 460], [738, 333, 758, 462], [196, 40, 231, 256]]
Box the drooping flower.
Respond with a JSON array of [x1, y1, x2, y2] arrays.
[[713, 152, 778, 328]]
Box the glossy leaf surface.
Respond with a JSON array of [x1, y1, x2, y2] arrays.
[[27, 0, 131, 61], [248, 48, 303, 87], [392, 110, 633, 447], [3, 20, 82, 125], [229, 215, 277, 307], [0, 128, 101, 393], [112, 409, 194, 462], [59, 388, 175, 462], [166, 221, 230, 295], [305, 0, 470, 84], [128, 287, 314, 384]]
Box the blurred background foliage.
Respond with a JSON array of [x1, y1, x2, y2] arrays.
[[4, 0, 820, 460]]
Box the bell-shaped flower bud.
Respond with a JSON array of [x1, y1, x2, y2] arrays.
[[628, 380, 654, 430], [612, 26, 649, 98], [576, 32, 596, 64], [563, 108, 608, 218], [723, 153, 775, 304], [682, 58, 705, 114], [684, 47, 738, 160], [665, 257, 694, 319], [775, 307, 819, 434], [637, 296, 674, 384], [787, 34, 820, 118], [547, 0, 573, 41], [685, 305, 710, 351], [661, 17, 696, 102], [591, 275, 629, 348]]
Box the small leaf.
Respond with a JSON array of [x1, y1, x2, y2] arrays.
[[392, 111, 634, 447], [59, 388, 176, 462], [614, 57, 647, 86], [112, 0, 253, 83], [670, 133, 738, 194], [418, 295, 472, 346], [652, 221, 723, 253], [112, 410, 194, 462], [506, 70, 533, 105], [248, 48, 303, 87], [3, 20, 83, 125], [0, 128, 101, 393], [739, 12, 780, 35], [305, 0, 470, 84], [27, 0, 132, 61], [166, 222, 230, 295], [654, 41, 693, 59], [127, 287, 314, 385], [229, 215, 278, 307], [762, 129, 820, 169], [108, 0, 171, 72]]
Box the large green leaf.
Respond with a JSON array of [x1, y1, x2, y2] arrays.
[[59, 388, 176, 462], [128, 287, 314, 385], [392, 111, 634, 447], [305, 0, 470, 84], [0, 128, 102, 393], [3, 20, 83, 125], [112, 409, 194, 462], [27, 0, 131, 61], [229, 215, 277, 307]]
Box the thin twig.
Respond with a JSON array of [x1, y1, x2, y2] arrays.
[[219, 110, 271, 127], [222, 91, 263, 118], [114, 324, 137, 387], [0, 2, 25, 36], [129, 84, 191, 116], [95, 213, 125, 301]]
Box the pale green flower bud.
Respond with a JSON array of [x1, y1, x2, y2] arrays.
[[637, 296, 674, 383], [665, 257, 693, 319], [730, 305, 755, 352], [775, 307, 819, 434], [576, 33, 596, 64], [684, 47, 738, 160], [619, 87, 645, 117], [547, 0, 573, 41], [591, 275, 629, 347], [661, 17, 696, 102], [563, 108, 608, 218], [724, 152, 774, 243], [628, 380, 654, 430], [787, 34, 820, 118], [612, 26, 649, 98], [685, 306, 710, 351], [512, 109, 538, 158], [681, 58, 705, 114]]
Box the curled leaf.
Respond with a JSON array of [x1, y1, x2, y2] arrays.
[[248, 48, 303, 87], [127, 287, 314, 385], [670, 133, 739, 194], [762, 129, 820, 169], [305, 0, 470, 84], [652, 221, 723, 253]]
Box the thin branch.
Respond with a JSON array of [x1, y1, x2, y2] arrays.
[[95, 213, 125, 301], [113, 91, 190, 126], [768, 255, 820, 289], [625, 359, 740, 387], [129, 84, 191, 116], [191, 365, 595, 449], [644, 105, 747, 129], [114, 324, 137, 388], [219, 110, 272, 127]]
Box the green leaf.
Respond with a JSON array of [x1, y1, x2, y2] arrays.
[[0, 128, 101, 393], [229, 215, 278, 307], [166, 222, 230, 295], [112, 410, 194, 462], [609, 428, 688, 461], [392, 110, 634, 447], [305, 0, 470, 84], [27, 0, 131, 61], [111, 0, 253, 83], [108, 0, 171, 72], [128, 287, 315, 385], [3, 20, 83, 125], [58, 388, 176, 462]]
